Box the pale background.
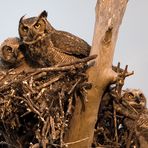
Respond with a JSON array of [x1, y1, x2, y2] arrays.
[[0, 0, 147, 99]]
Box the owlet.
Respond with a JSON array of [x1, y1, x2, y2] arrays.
[[0, 37, 24, 69]]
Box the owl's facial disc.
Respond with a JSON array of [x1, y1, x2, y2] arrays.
[[130, 97, 146, 111], [2, 45, 16, 62], [19, 15, 47, 44]]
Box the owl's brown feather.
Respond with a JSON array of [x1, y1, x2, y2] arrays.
[[50, 30, 91, 58], [21, 35, 79, 67]]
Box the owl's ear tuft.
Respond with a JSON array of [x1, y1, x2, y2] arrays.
[[39, 10, 48, 18], [19, 15, 26, 24]]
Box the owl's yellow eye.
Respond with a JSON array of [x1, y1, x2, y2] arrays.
[[22, 26, 28, 32], [34, 23, 41, 29], [7, 47, 12, 53], [139, 93, 143, 98], [128, 93, 134, 99], [3, 46, 12, 53]]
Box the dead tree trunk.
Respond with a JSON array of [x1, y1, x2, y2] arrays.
[[64, 0, 128, 147]]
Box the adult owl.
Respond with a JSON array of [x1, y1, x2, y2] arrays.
[[18, 10, 91, 67], [0, 37, 24, 69]]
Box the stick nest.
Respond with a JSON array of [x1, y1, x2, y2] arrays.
[[0, 56, 96, 148]]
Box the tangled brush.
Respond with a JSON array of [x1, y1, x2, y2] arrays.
[[0, 55, 96, 148]]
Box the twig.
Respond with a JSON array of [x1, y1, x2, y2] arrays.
[[36, 74, 64, 90], [25, 55, 97, 78], [59, 91, 65, 147], [68, 78, 81, 95], [41, 116, 50, 148], [66, 96, 73, 116], [57, 54, 97, 67], [50, 116, 56, 140], [64, 137, 89, 147], [113, 101, 118, 144]]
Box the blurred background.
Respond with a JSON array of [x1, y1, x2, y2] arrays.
[[0, 0, 147, 99]]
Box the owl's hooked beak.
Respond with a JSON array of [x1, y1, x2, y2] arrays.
[[133, 96, 146, 110], [135, 96, 141, 104], [23, 29, 45, 45]]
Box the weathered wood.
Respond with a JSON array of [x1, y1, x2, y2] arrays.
[[64, 0, 128, 147]]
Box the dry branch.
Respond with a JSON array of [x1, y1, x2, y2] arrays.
[[64, 0, 128, 147]]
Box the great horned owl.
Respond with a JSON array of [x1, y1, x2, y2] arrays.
[[18, 10, 91, 67], [122, 88, 146, 113], [122, 89, 148, 147], [0, 37, 24, 69]]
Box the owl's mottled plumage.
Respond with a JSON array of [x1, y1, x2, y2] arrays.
[[122, 89, 148, 146], [0, 37, 24, 69], [136, 109, 148, 141], [19, 10, 91, 67]]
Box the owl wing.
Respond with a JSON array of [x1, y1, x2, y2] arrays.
[[50, 30, 91, 58], [136, 109, 148, 141]]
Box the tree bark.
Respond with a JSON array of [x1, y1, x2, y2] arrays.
[[64, 0, 128, 147]]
